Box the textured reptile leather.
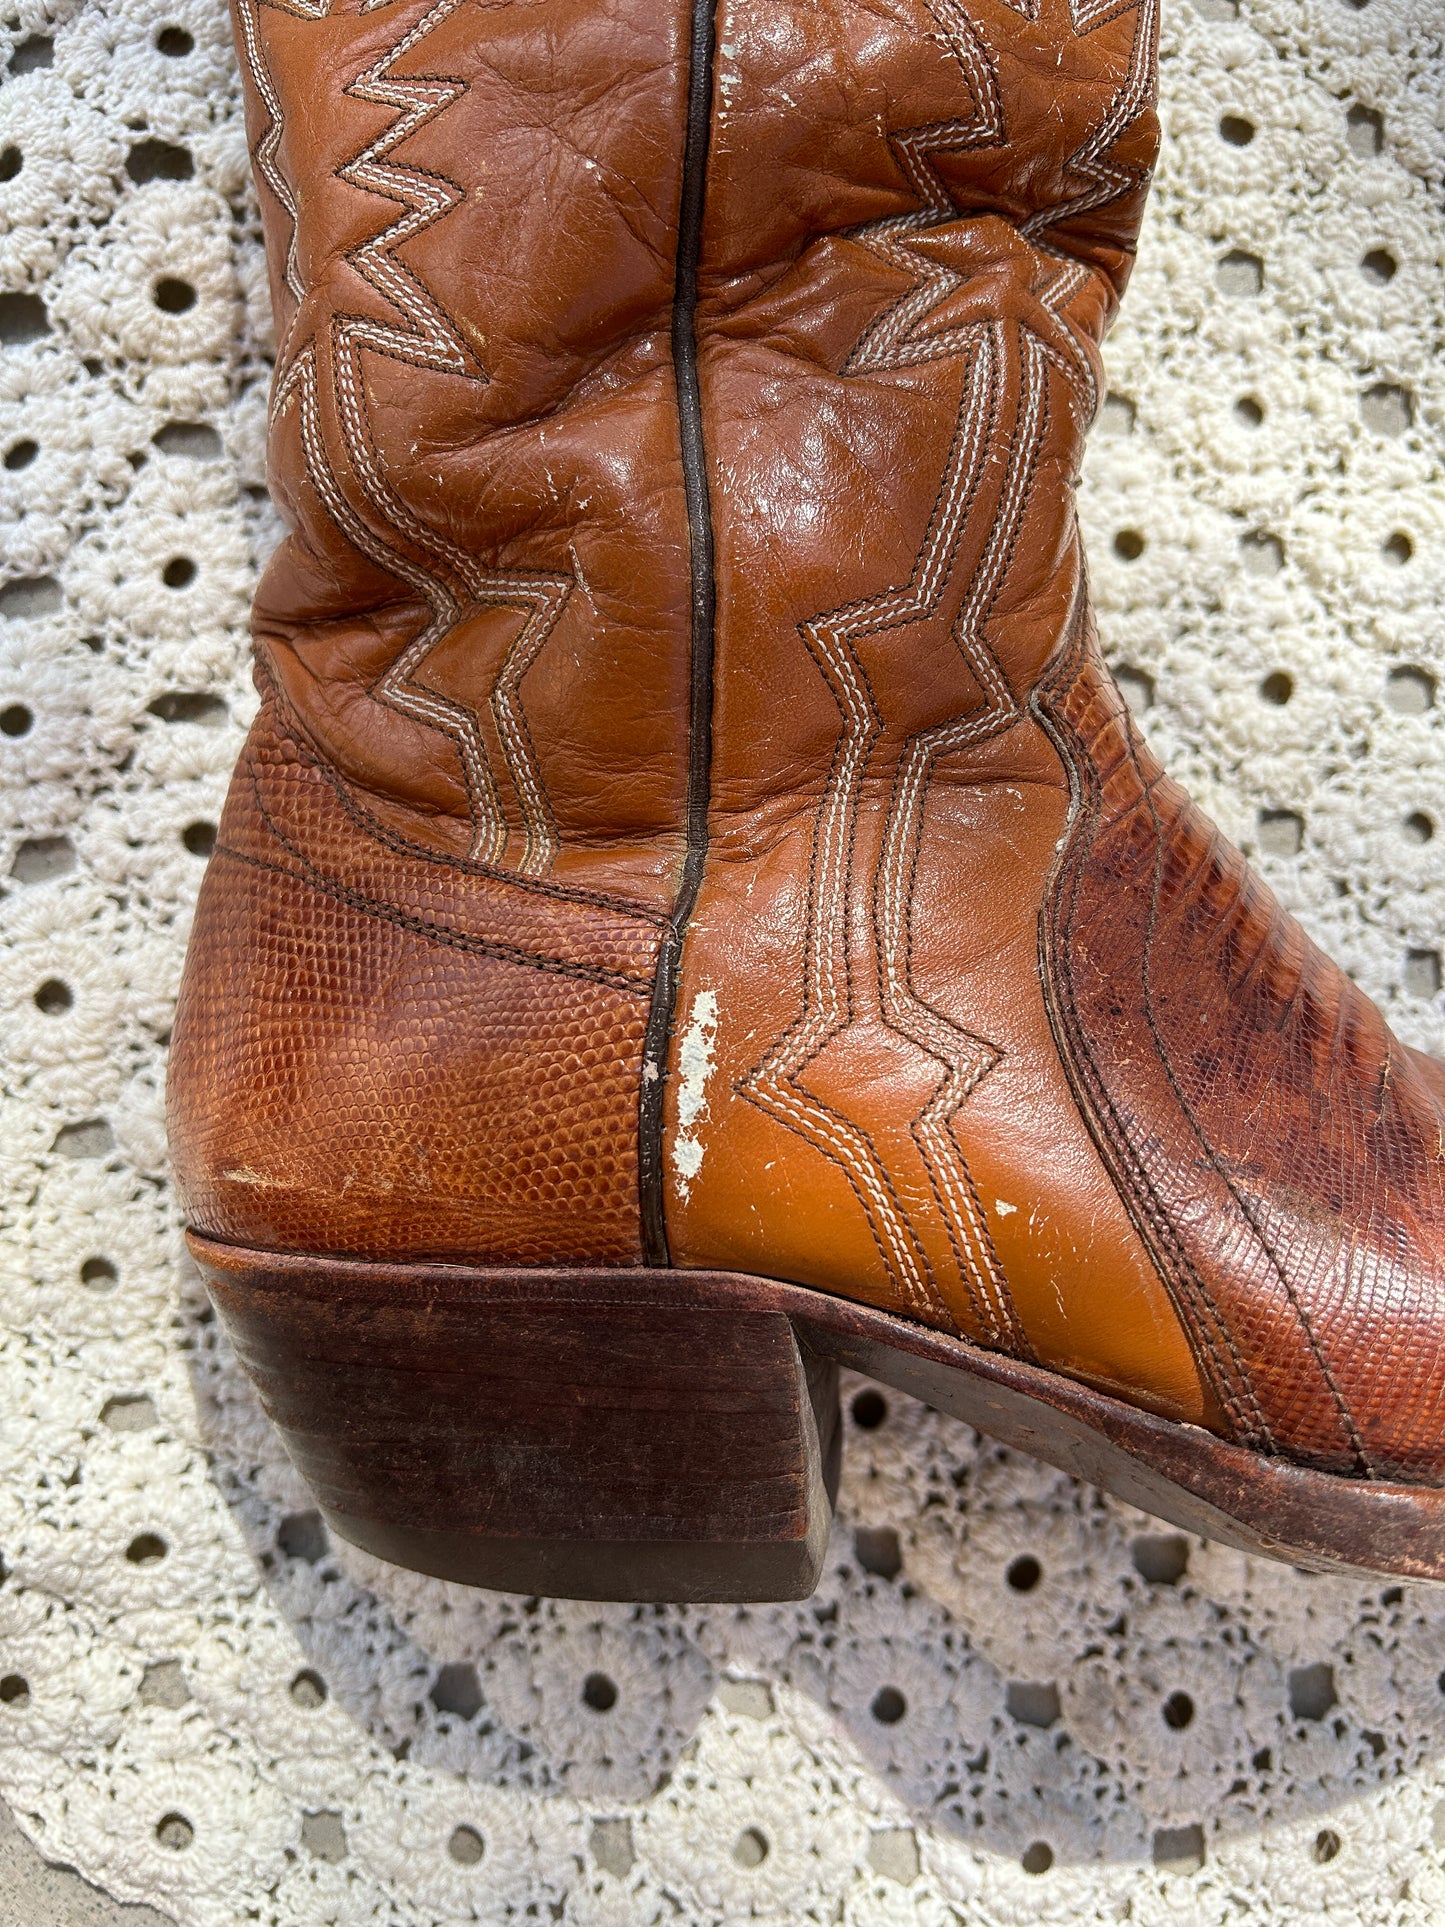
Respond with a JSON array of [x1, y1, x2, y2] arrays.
[[169, 0, 1445, 1480], [1039, 639, 1445, 1480], [172, 693, 660, 1263]]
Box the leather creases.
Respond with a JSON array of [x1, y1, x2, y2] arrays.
[[170, 0, 1445, 1489]]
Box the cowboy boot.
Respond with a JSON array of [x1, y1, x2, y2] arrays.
[[169, 0, 1445, 1602]]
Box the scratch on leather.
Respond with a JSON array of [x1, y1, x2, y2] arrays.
[[220, 1166, 299, 1190]]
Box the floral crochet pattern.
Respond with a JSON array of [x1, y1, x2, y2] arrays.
[[2, 0, 1445, 1921]]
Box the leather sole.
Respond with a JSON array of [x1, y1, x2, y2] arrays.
[[191, 1234, 1445, 1600]]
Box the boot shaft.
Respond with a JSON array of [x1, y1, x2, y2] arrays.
[[237, 0, 1157, 867]]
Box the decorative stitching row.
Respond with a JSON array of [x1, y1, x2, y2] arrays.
[[1024, 0, 1160, 423], [248, 673, 670, 928], [228, 767, 654, 996], [868, 326, 1054, 1359], [734, 0, 1153, 1346], [243, 0, 575, 872], [739, 312, 1040, 1338], [214, 841, 651, 999]]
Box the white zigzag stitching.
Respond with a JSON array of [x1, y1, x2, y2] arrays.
[[740, 0, 1152, 1338], [1026, 0, 1161, 419], [740, 328, 1006, 1323], [244, 0, 572, 870], [232, 0, 322, 380], [844, 0, 1004, 377], [873, 327, 1051, 1349], [738, 0, 1025, 1326]]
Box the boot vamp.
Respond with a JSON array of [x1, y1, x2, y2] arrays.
[[670, 638, 1445, 1486], [1039, 646, 1445, 1485]]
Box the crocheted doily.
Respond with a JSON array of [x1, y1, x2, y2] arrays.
[[2, 0, 1444, 1920]]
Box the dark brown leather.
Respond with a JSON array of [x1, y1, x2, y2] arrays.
[[169, 0, 1445, 1481], [1039, 640, 1445, 1480]]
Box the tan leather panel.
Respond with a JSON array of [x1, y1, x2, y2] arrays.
[[667, 735, 1216, 1426], [663, 0, 1212, 1423]]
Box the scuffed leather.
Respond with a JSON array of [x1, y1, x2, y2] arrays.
[[172, 696, 661, 1264], [170, 0, 698, 1265], [170, 0, 1445, 1481]]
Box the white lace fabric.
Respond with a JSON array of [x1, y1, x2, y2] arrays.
[[2, 0, 1444, 1920]]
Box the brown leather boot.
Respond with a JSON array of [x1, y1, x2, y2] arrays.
[[170, 0, 1445, 1601]]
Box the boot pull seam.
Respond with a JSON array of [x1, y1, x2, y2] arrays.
[[638, 0, 723, 1267]]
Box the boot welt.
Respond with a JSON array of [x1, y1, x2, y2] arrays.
[[191, 1233, 1445, 1602]]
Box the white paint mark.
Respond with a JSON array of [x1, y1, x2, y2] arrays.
[[674, 1138, 704, 1187], [672, 990, 719, 1199], [994, 1198, 1017, 1217]]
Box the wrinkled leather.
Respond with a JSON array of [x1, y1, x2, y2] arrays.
[[172, 0, 698, 1268], [169, 0, 1445, 1481]]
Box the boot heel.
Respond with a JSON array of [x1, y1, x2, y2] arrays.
[[190, 1237, 841, 1602]]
